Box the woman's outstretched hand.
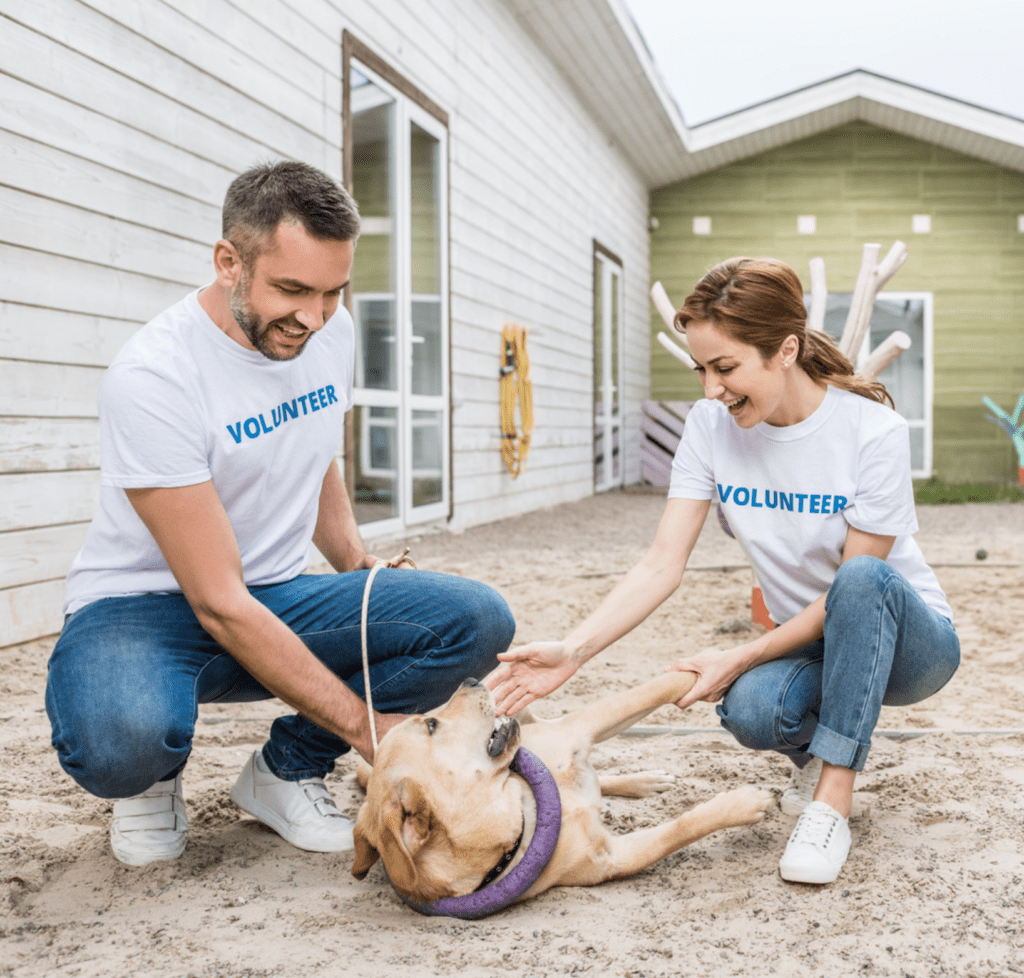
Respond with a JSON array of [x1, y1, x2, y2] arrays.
[[485, 642, 579, 716], [667, 645, 752, 710]]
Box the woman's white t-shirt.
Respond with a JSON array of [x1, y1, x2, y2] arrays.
[[668, 387, 952, 625], [64, 288, 354, 615]]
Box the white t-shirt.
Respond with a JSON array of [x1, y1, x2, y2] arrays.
[[669, 387, 952, 624], [64, 288, 354, 614]]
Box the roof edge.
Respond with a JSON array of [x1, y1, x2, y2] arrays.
[[686, 69, 1024, 153]]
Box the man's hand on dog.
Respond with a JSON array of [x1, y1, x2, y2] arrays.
[[486, 641, 579, 716], [348, 710, 411, 764], [667, 645, 752, 710]]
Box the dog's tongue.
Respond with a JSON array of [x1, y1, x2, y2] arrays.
[[487, 717, 519, 757]]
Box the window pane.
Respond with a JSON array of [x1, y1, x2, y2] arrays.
[[410, 122, 441, 295], [351, 69, 397, 390], [411, 409, 443, 508], [355, 298, 396, 390], [871, 299, 925, 421], [412, 300, 442, 395], [908, 425, 925, 472], [354, 405, 399, 524]]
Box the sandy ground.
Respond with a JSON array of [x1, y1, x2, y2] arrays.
[[3, 491, 1024, 978]]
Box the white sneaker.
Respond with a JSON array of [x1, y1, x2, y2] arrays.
[[110, 773, 188, 866], [231, 750, 354, 853], [778, 800, 851, 884], [780, 756, 823, 816]]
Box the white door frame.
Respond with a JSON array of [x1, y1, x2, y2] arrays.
[[593, 244, 625, 491]]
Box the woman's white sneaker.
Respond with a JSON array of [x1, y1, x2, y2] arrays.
[[231, 750, 354, 852], [110, 773, 188, 866], [779, 800, 851, 884], [780, 756, 823, 816]]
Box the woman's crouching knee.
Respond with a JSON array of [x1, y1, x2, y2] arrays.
[[716, 675, 785, 752], [829, 555, 893, 603]]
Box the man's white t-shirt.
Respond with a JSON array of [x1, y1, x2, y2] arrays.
[[64, 288, 354, 615], [669, 387, 953, 625]]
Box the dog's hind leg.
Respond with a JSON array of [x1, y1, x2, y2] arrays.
[[583, 786, 773, 885], [599, 771, 675, 798]]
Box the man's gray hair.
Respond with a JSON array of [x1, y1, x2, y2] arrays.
[[222, 160, 360, 262]]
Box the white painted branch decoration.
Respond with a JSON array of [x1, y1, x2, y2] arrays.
[[837, 241, 909, 363], [656, 330, 696, 369], [807, 257, 828, 334], [859, 330, 912, 381], [810, 241, 912, 382], [650, 281, 695, 369]]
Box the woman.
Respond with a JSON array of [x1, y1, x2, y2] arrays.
[[488, 257, 959, 885]]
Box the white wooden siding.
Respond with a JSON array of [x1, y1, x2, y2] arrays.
[[0, 0, 651, 645]]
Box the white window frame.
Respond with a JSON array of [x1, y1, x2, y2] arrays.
[[347, 55, 450, 536], [863, 290, 933, 480], [808, 290, 934, 478]]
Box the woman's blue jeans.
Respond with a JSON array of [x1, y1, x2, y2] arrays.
[[717, 556, 960, 772], [46, 570, 515, 799]]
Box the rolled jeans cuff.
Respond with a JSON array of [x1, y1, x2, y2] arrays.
[[809, 722, 870, 772]]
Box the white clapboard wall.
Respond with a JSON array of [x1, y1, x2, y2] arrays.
[[0, 0, 652, 646], [422, 0, 651, 529]]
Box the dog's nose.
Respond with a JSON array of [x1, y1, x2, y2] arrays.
[[460, 677, 481, 688]]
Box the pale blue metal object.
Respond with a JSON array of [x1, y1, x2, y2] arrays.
[[983, 394, 1024, 472]]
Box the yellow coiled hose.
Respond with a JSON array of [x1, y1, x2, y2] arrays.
[[499, 322, 533, 479]]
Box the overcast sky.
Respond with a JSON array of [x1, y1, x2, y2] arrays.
[[624, 0, 1024, 126]]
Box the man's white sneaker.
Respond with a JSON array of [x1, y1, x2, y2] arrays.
[[110, 773, 188, 866], [231, 750, 354, 853], [778, 800, 851, 884], [780, 756, 823, 816]]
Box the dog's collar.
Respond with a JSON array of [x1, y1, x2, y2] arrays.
[[395, 747, 562, 920], [474, 814, 525, 891]]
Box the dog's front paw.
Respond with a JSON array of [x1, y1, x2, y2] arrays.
[[717, 785, 774, 825], [632, 770, 676, 796]]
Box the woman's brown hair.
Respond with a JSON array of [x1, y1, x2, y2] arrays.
[[674, 257, 893, 408]]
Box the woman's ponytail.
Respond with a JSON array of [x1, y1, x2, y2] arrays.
[[801, 330, 893, 408]]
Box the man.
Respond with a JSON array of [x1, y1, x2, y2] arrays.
[[46, 161, 515, 866]]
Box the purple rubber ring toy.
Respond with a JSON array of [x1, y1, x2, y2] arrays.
[[394, 747, 562, 919]]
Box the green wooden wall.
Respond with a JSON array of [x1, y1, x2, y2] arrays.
[[649, 121, 1024, 482]]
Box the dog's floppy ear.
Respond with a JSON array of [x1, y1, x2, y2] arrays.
[[350, 803, 380, 880], [364, 778, 434, 894]]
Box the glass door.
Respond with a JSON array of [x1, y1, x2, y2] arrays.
[[594, 246, 625, 491], [348, 59, 449, 531]]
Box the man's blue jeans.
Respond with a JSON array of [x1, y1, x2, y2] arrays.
[[717, 556, 960, 772], [46, 570, 515, 799]]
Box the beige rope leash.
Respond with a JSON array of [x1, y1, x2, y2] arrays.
[[499, 322, 533, 479], [359, 547, 417, 754]]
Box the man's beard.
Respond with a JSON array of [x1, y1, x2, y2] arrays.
[[229, 273, 312, 362]]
